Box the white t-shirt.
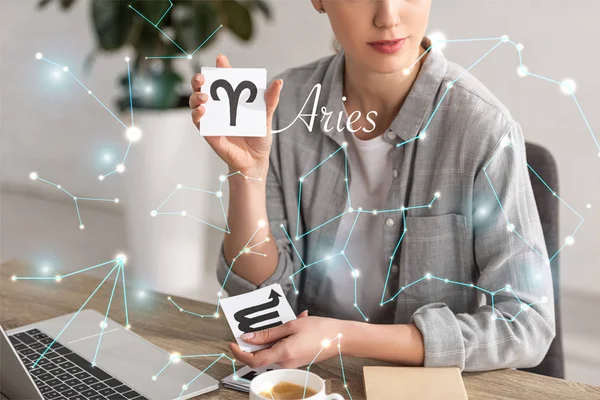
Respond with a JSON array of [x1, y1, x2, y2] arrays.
[[325, 127, 397, 323]]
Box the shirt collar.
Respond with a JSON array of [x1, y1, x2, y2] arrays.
[[320, 36, 448, 145]]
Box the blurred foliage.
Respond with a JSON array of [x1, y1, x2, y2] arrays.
[[37, 0, 271, 110]]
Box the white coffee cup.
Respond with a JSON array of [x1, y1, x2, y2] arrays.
[[249, 369, 344, 400]]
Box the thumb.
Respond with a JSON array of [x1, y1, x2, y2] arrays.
[[266, 79, 283, 132], [298, 310, 309, 318], [216, 53, 232, 68]]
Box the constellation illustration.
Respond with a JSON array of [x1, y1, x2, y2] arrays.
[[129, 0, 223, 60], [284, 142, 440, 321], [35, 53, 138, 181], [11, 254, 130, 368], [167, 221, 270, 318], [151, 171, 262, 234], [151, 334, 352, 400], [484, 139, 584, 262], [28, 172, 119, 230]]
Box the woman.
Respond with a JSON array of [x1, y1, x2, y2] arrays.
[[189, 0, 555, 372]]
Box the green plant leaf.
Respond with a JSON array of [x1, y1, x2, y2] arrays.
[[60, 0, 76, 9], [37, 0, 53, 9], [221, 0, 253, 41], [246, 0, 271, 20], [91, 0, 133, 51], [193, 1, 221, 50]]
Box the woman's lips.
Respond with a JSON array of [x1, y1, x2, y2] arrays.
[[368, 38, 406, 54]]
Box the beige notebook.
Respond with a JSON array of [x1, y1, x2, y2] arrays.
[[363, 366, 468, 399]]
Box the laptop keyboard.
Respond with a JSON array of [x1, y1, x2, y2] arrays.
[[9, 328, 149, 400]]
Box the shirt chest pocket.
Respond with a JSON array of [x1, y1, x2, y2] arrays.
[[398, 213, 474, 302]]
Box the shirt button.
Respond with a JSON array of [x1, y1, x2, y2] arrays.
[[391, 264, 399, 274], [392, 169, 399, 178], [387, 131, 396, 140], [385, 218, 395, 228]]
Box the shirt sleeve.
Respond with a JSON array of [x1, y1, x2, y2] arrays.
[[216, 105, 298, 302], [411, 121, 556, 371]]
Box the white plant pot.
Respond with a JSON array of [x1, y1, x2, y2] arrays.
[[122, 108, 228, 304]]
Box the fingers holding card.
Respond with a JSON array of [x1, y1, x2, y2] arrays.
[[220, 284, 296, 352]]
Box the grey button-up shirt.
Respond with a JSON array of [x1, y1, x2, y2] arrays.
[[217, 39, 555, 372]]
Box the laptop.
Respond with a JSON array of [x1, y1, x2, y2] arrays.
[[1, 309, 219, 400]]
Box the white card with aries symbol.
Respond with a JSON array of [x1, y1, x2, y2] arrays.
[[199, 67, 267, 137], [220, 284, 296, 353]]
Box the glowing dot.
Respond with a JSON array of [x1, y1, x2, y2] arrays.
[[541, 296, 548, 303], [505, 284, 512, 292], [52, 70, 62, 80], [351, 270, 360, 278], [429, 32, 447, 50], [244, 248, 250, 253], [341, 96, 347, 101], [501, 35, 510, 42], [434, 192, 440, 198], [57, 185, 62, 190], [258, 219, 266, 228], [265, 237, 270, 242], [342, 141, 348, 147], [444, 279, 449, 283], [29, 172, 38, 180], [99, 175, 105, 181], [337, 344, 341, 348], [299, 177, 304, 182], [114, 198, 119, 203], [138, 290, 146, 298], [152, 376, 157, 381], [88, 90, 92, 95], [116, 254, 127, 264], [358, 207, 363, 211], [295, 236, 299, 241], [55, 275, 62, 282], [348, 207, 354, 212], [353, 303, 357, 307], [565, 236, 575, 246], [217, 291, 223, 297], [181, 211, 187, 217], [126, 127, 142, 142], [470, 283, 474, 287], [447, 81, 454, 89], [587, 204, 591, 209], [62, 66, 69, 72], [233, 376, 238, 381], [491, 314, 497, 320], [116, 164, 125, 173], [11, 275, 17, 281], [372, 210, 378, 215], [420, 132, 427, 140], [321, 339, 331, 348], [125, 57, 130, 62], [340, 250, 345, 255], [35, 52, 43, 60], [425, 273, 432, 279], [516, 43, 524, 51], [100, 321, 108, 329], [295, 290, 299, 294], [561, 79, 576, 95], [365, 318, 369, 322], [170, 353, 181, 363], [214, 312, 219, 318], [337, 333, 343, 338], [507, 223, 515, 232], [216, 191, 223, 198], [125, 324, 131, 330], [145, 85, 153, 94], [403, 68, 411, 76], [219, 175, 226, 182], [517, 66, 529, 77], [79, 224, 85, 230], [182, 384, 188, 390], [151, 210, 157, 217], [187, 55, 192, 60], [520, 303, 528, 310]]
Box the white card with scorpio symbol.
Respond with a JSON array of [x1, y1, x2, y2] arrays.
[[220, 284, 296, 352], [199, 67, 267, 137]]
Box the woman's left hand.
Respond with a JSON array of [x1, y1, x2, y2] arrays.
[[229, 311, 347, 368]]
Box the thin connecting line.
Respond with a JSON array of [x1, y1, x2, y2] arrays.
[[28, 173, 119, 230], [11, 255, 130, 368], [399, 36, 598, 154], [302, 335, 352, 400], [285, 195, 439, 322], [483, 141, 584, 262], [152, 171, 262, 234], [35, 53, 138, 181], [152, 353, 250, 399], [384, 273, 548, 323], [167, 223, 269, 318], [129, 1, 223, 60]]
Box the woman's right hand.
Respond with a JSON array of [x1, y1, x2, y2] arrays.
[[190, 54, 283, 178]]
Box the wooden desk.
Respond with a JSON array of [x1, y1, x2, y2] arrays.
[[2, 261, 599, 400]]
